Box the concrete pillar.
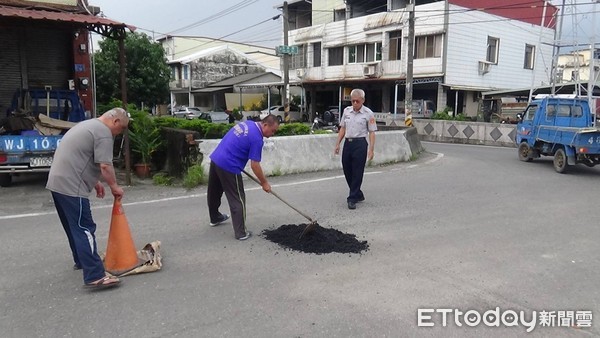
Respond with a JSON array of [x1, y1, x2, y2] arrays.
[[382, 85, 391, 113], [436, 82, 446, 113]]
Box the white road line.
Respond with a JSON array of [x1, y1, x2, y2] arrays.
[[0, 159, 435, 220]]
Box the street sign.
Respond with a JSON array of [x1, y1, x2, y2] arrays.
[[276, 45, 299, 55]]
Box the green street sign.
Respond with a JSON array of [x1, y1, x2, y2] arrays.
[[276, 45, 299, 55]]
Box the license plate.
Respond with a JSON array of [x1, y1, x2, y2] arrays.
[[30, 157, 53, 167]]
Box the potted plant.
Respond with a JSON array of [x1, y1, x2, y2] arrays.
[[129, 114, 162, 178]]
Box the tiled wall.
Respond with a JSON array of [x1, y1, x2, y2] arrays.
[[413, 120, 517, 147]]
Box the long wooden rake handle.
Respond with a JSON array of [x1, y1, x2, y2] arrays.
[[242, 170, 315, 224]]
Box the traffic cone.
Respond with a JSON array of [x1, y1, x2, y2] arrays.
[[104, 198, 141, 275]]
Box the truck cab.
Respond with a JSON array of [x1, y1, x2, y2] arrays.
[[516, 95, 600, 173]]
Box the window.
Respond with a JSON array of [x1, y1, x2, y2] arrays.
[[313, 42, 321, 67], [571, 71, 579, 81], [183, 65, 189, 80], [389, 30, 402, 60], [487, 36, 499, 64], [328, 47, 344, 66], [554, 104, 583, 117], [366, 43, 382, 62], [524, 104, 537, 120], [524, 44, 535, 69], [334, 8, 346, 21], [348, 43, 382, 63], [291, 45, 306, 69], [349, 45, 356, 63], [415, 34, 442, 59]]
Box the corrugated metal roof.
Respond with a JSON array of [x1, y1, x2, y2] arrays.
[[0, 5, 133, 30]]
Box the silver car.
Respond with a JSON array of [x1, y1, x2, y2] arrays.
[[173, 107, 203, 119], [201, 111, 230, 124]]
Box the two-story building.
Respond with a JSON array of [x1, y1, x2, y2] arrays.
[[556, 48, 600, 83], [285, 0, 557, 118], [159, 36, 282, 111]]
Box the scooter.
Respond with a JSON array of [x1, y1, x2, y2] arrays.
[[311, 109, 339, 133]]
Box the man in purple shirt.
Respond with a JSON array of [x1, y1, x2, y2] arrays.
[[207, 114, 280, 240]]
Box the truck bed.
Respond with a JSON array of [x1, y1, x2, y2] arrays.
[[535, 125, 600, 151]]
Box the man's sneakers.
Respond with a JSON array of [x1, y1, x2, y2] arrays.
[[237, 231, 252, 241], [210, 214, 230, 227]]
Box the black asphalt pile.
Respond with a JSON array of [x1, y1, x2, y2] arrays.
[[262, 223, 369, 255]]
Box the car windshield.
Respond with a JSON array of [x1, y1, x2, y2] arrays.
[[188, 108, 201, 112]]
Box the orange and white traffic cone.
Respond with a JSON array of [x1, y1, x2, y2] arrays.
[[104, 198, 141, 275]]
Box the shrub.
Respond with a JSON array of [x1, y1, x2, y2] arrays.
[[129, 112, 163, 164], [276, 123, 310, 136], [152, 172, 173, 186], [183, 164, 205, 189]]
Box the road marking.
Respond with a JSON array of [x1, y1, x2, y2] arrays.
[[0, 159, 434, 220]]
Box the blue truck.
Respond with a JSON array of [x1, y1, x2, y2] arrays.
[[516, 95, 600, 173], [0, 89, 87, 187]]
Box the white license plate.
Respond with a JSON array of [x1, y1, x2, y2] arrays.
[[30, 157, 53, 167]]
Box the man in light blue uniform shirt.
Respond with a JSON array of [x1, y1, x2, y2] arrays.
[[334, 89, 377, 210]]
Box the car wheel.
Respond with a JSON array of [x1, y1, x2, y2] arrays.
[[302, 114, 308, 122], [553, 148, 568, 173], [0, 173, 12, 187], [518, 142, 533, 162], [277, 116, 283, 123]]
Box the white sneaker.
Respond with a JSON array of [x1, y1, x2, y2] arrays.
[[210, 214, 230, 226], [237, 231, 252, 241]]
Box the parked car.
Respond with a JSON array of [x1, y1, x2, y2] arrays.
[[259, 105, 301, 123], [173, 107, 203, 119], [197, 111, 230, 124]]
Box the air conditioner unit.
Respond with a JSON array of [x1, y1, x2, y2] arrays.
[[363, 65, 376, 77], [478, 61, 492, 75], [296, 68, 305, 78]]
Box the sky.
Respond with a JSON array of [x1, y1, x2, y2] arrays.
[[89, 0, 599, 51], [90, 0, 284, 48]]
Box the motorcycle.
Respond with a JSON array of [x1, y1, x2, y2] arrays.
[[311, 109, 339, 133]]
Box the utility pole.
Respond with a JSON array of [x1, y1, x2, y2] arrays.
[[405, 0, 415, 127], [588, 0, 598, 117], [551, 0, 566, 95], [283, 1, 290, 109], [118, 37, 131, 186]]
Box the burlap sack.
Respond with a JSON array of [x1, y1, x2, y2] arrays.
[[113, 241, 163, 277]]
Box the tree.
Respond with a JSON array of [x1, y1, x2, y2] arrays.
[[94, 32, 170, 108]]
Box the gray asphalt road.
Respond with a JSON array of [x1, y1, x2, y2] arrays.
[[1, 142, 598, 337]]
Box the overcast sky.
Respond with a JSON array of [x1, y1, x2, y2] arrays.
[[89, 0, 599, 50], [91, 0, 283, 48]]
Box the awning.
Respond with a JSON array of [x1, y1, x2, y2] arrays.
[[0, 5, 134, 38], [236, 81, 302, 89], [441, 83, 498, 92], [192, 86, 230, 93]]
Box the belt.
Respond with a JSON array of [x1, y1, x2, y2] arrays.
[[345, 137, 366, 142]]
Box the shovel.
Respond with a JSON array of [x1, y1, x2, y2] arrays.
[[242, 170, 317, 239]]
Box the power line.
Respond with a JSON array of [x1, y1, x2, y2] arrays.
[[166, 0, 258, 36]]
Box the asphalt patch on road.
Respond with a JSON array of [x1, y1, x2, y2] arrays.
[[262, 223, 369, 255]]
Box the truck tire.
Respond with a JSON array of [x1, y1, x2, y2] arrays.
[[553, 148, 568, 173], [518, 142, 533, 162], [0, 174, 12, 187]]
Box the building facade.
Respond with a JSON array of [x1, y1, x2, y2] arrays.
[[285, 0, 557, 118], [159, 36, 281, 111]]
